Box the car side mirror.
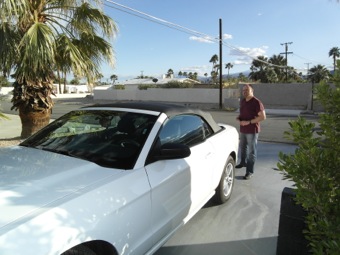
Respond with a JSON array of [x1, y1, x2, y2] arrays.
[[154, 143, 191, 160]]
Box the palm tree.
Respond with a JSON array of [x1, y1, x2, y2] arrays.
[[225, 62, 234, 78], [308, 65, 330, 83], [249, 56, 269, 82], [329, 47, 340, 73], [0, 0, 118, 138], [269, 54, 286, 82], [110, 74, 118, 85], [209, 54, 219, 72], [211, 70, 218, 84]]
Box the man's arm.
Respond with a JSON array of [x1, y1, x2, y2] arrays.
[[250, 110, 266, 124]]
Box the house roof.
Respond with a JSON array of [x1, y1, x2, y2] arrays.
[[116, 77, 199, 85]]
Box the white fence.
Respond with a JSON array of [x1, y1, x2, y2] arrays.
[[93, 83, 320, 110], [94, 86, 240, 108]]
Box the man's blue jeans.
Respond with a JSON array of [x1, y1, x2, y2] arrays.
[[239, 133, 259, 174]]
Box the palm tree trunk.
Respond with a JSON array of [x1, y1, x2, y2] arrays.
[[19, 106, 51, 138], [57, 70, 62, 94], [63, 71, 67, 93]]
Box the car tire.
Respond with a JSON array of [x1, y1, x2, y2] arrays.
[[62, 245, 97, 255], [214, 155, 235, 204], [62, 243, 118, 255]]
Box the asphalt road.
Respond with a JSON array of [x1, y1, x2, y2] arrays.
[[0, 96, 315, 254], [0, 96, 319, 143]]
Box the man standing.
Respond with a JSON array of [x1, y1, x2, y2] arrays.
[[236, 84, 266, 180]]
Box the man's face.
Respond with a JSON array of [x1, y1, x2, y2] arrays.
[[242, 85, 253, 98]]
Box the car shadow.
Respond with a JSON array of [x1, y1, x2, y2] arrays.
[[155, 236, 277, 255]]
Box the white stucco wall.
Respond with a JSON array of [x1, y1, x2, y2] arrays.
[[94, 87, 239, 104], [94, 83, 317, 110]]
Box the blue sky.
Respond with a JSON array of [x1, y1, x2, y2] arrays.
[[100, 0, 340, 82]]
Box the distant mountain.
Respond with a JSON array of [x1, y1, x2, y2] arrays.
[[197, 70, 250, 82]]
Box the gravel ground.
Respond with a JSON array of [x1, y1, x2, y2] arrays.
[[0, 138, 22, 147]]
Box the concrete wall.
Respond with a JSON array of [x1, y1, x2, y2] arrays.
[[248, 83, 313, 110], [93, 83, 318, 110], [94, 86, 239, 105]]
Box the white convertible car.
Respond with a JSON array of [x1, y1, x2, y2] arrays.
[[0, 102, 238, 255]]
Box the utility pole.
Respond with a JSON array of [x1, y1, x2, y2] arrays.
[[280, 42, 293, 82], [304, 62, 313, 110], [304, 62, 311, 81], [219, 18, 223, 109]]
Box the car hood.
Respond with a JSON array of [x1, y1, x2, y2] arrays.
[[0, 145, 122, 234]]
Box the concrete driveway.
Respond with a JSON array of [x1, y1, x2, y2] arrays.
[[0, 96, 306, 254], [155, 142, 295, 255]]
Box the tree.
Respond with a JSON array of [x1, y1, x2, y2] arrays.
[[329, 47, 340, 73], [225, 62, 234, 78], [238, 73, 248, 82], [249, 56, 269, 82], [278, 60, 340, 254], [0, 0, 118, 138], [166, 68, 174, 78], [110, 74, 118, 85], [269, 54, 286, 82], [211, 70, 218, 84], [308, 65, 330, 83], [70, 78, 80, 85], [209, 54, 219, 73]]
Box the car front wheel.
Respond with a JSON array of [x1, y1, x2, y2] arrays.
[[214, 156, 235, 204]]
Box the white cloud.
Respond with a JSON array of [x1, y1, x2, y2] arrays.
[[230, 46, 268, 58], [223, 33, 233, 40], [233, 57, 252, 65], [189, 33, 232, 43], [189, 35, 215, 43], [179, 65, 211, 76]]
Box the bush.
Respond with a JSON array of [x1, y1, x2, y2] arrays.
[[0, 76, 11, 88], [138, 84, 157, 90], [113, 85, 125, 90], [162, 81, 193, 88], [0, 95, 10, 120], [278, 61, 340, 254]]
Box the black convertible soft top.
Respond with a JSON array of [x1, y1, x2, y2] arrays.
[[83, 101, 222, 133]]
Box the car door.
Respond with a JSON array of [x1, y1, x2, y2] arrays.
[[144, 115, 216, 246]]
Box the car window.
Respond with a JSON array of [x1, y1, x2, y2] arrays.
[[21, 110, 157, 169], [159, 115, 213, 147]]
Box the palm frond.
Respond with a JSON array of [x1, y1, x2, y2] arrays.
[[16, 22, 56, 81]]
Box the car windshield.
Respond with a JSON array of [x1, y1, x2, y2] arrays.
[[20, 110, 158, 169]]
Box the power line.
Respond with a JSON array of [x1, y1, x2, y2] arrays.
[[104, 0, 219, 43], [104, 0, 326, 72], [104, 0, 279, 67]]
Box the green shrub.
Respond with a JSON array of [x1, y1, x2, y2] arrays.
[[0, 76, 11, 87], [138, 84, 157, 90], [278, 61, 340, 254], [114, 85, 125, 90], [0, 96, 10, 120], [162, 81, 194, 88]]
